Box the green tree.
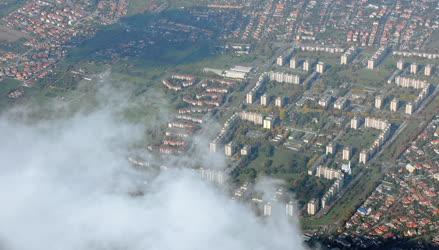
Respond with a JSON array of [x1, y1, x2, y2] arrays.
[[264, 144, 274, 157], [264, 159, 273, 169], [279, 108, 287, 121]]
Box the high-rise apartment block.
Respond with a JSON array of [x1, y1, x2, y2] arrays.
[[307, 199, 319, 215]]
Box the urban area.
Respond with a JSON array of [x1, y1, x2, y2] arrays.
[[0, 0, 438, 249]]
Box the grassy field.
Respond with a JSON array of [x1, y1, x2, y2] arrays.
[[294, 51, 341, 67], [265, 82, 303, 97], [67, 9, 223, 68], [248, 147, 307, 177], [344, 68, 390, 89], [338, 128, 380, 150], [0, 78, 21, 108], [166, 0, 213, 8], [127, 0, 215, 14], [126, 0, 159, 15], [232, 144, 332, 205]]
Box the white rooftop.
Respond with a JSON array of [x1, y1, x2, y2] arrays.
[[230, 65, 253, 73]]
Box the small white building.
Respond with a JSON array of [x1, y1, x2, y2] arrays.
[[290, 57, 297, 69], [390, 98, 399, 112], [225, 142, 235, 157], [246, 92, 254, 104], [334, 98, 347, 110], [260, 94, 268, 106], [307, 199, 319, 215], [241, 145, 250, 156], [397, 60, 404, 70], [275, 96, 284, 107], [424, 64, 433, 76], [359, 150, 368, 164], [303, 60, 310, 71], [209, 142, 218, 153], [405, 102, 414, 115], [285, 201, 294, 217], [276, 56, 284, 66], [367, 59, 375, 70], [263, 117, 273, 130], [351, 116, 361, 130], [375, 95, 383, 109], [410, 63, 418, 74], [263, 202, 272, 216], [316, 62, 325, 74], [342, 146, 351, 161], [326, 143, 335, 155]]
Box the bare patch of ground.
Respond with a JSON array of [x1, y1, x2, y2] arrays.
[[0, 25, 28, 42]]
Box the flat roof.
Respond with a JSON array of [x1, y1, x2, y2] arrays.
[[230, 65, 253, 73]]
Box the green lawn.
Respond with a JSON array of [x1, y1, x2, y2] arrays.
[[0, 77, 21, 110], [338, 128, 380, 150], [265, 82, 303, 98], [294, 51, 340, 67], [348, 69, 388, 88], [0, 77, 20, 94]]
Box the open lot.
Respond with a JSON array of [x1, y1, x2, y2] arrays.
[[0, 25, 28, 42], [338, 128, 380, 150]]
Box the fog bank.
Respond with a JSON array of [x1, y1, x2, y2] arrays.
[[0, 101, 305, 250]]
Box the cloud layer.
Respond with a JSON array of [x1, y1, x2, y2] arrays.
[[0, 97, 305, 250]]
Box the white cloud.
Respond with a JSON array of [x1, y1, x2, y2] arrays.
[[0, 98, 305, 250]]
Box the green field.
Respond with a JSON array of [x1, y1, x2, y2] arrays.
[[127, 0, 213, 15], [265, 82, 303, 98], [230, 141, 333, 206], [338, 128, 380, 150], [0, 78, 21, 108], [294, 51, 341, 67], [230, 138, 309, 181]]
